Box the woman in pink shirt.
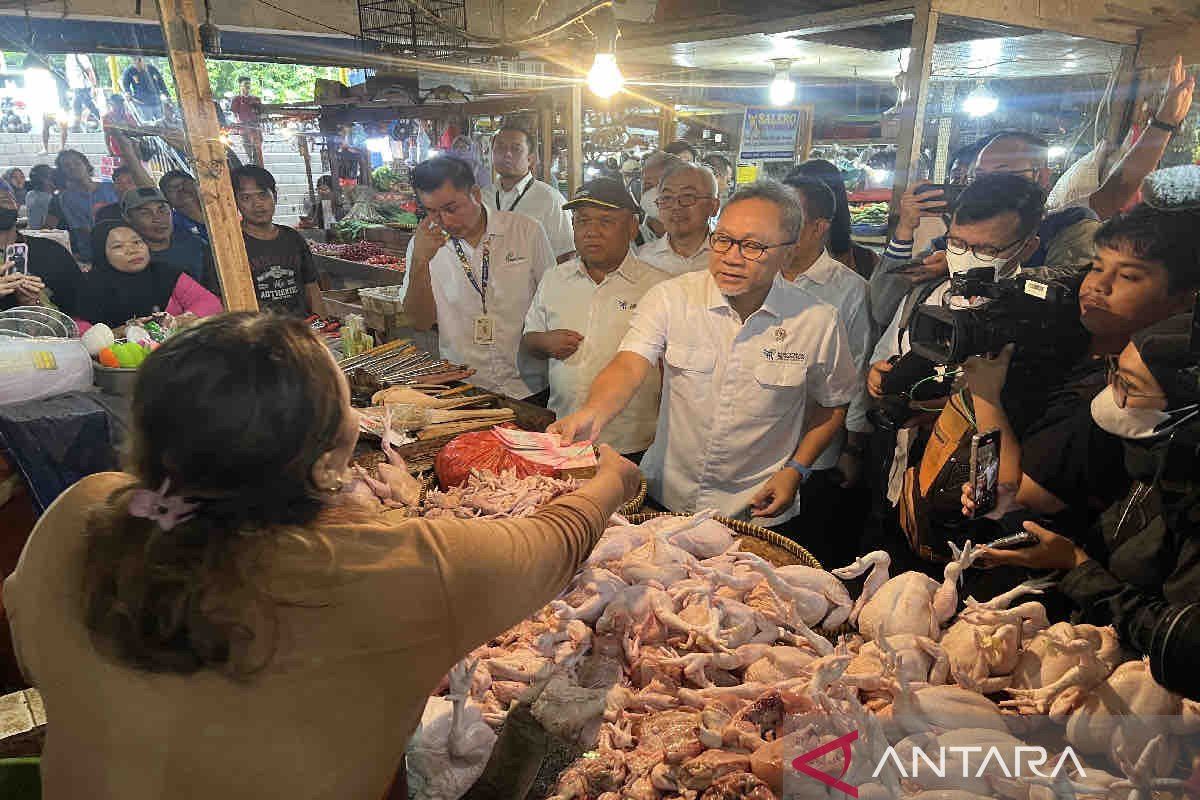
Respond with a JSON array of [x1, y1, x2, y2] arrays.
[[74, 220, 222, 327]]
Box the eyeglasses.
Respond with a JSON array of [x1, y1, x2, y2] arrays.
[[709, 232, 797, 262], [944, 234, 1028, 260], [656, 193, 715, 209], [972, 167, 1040, 182], [1106, 355, 1167, 409]]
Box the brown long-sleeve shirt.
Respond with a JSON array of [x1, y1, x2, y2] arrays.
[[4, 471, 608, 800]]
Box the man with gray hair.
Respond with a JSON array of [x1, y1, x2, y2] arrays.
[[551, 180, 857, 534], [637, 150, 683, 240], [640, 161, 721, 275]]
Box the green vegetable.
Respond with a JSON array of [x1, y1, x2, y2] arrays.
[[111, 341, 148, 368], [371, 166, 407, 192]]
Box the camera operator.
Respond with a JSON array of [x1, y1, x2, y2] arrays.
[[975, 312, 1200, 699], [967, 197, 1200, 524]]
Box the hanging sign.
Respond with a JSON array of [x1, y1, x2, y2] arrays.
[[738, 106, 811, 161]]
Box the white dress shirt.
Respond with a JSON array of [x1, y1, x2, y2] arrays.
[[483, 172, 575, 260], [619, 271, 858, 524], [638, 233, 712, 276], [406, 209, 553, 398], [524, 250, 670, 454], [786, 249, 874, 468]]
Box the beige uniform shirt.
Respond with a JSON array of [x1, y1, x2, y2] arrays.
[[524, 251, 670, 453], [4, 472, 608, 800], [637, 233, 712, 276]]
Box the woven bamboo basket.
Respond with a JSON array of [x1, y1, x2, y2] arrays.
[[624, 511, 822, 570], [618, 478, 647, 517]]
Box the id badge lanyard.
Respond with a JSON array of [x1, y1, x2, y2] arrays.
[[451, 236, 490, 313]]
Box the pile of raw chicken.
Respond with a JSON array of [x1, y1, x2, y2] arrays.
[[407, 511, 1200, 800]]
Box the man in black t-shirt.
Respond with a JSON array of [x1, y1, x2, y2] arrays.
[[231, 165, 326, 317]]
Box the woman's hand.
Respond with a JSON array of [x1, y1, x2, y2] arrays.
[[595, 443, 642, 502], [960, 481, 1020, 519], [15, 274, 44, 305], [978, 521, 1091, 571], [962, 343, 1014, 402], [750, 468, 802, 519], [0, 260, 21, 297]]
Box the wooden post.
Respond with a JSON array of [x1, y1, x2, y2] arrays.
[[568, 85, 583, 195], [539, 101, 555, 186], [299, 134, 316, 208], [890, 0, 938, 213], [659, 105, 677, 148], [154, 0, 258, 311]]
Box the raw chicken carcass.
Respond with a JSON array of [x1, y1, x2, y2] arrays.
[[530, 673, 612, 747], [1004, 622, 1123, 718], [377, 405, 425, 506], [701, 772, 777, 799], [832, 543, 981, 641], [846, 635, 948, 691], [407, 660, 497, 800], [885, 668, 1009, 740]]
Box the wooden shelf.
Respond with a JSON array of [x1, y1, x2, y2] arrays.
[[314, 254, 407, 291]]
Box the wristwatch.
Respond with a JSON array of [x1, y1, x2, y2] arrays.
[[784, 459, 814, 483], [1150, 115, 1181, 135]]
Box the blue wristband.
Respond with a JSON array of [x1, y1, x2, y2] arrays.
[[785, 459, 813, 483]]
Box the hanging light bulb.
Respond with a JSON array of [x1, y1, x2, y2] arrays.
[[962, 81, 999, 117], [769, 59, 795, 106], [587, 8, 624, 99]]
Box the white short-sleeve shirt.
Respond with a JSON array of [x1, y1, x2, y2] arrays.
[[638, 233, 712, 276], [419, 209, 554, 398], [524, 251, 670, 454], [786, 250, 874, 466], [619, 270, 858, 524], [483, 173, 575, 260]]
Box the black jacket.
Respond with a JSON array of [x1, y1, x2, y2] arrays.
[[1059, 438, 1200, 657]]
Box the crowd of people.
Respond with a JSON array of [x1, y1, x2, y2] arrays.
[[5, 57, 1200, 799]]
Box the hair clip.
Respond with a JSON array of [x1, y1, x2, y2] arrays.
[[128, 478, 198, 531]]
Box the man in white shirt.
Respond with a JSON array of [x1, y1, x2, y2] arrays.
[[780, 175, 874, 564], [485, 125, 575, 263], [639, 161, 719, 276], [551, 180, 857, 532], [65, 53, 99, 131], [404, 156, 554, 401], [636, 151, 681, 242], [523, 178, 670, 456]]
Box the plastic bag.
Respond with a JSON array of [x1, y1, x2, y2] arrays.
[[435, 425, 558, 488], [0, 337, 93, 406]]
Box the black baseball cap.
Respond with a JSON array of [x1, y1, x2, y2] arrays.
[[563, 177, 642, 219]]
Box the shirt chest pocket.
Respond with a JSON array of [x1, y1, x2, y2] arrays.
[[749, 361, 809, 418], [664, 344, 716, 399]]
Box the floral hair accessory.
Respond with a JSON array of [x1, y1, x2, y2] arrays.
[[128, 479, 198, 531]]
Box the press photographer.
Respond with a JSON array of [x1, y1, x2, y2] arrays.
[[976, 312, 1200, 699]]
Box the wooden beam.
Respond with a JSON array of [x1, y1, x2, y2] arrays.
[[155, 0, 258, 312], [568, 85, 583, 195], [539, 101, 555, 184], [891, 0, 938, 213], [659, 106, 677, 147], [929, 0, 1138, 44], [612, 0, 916, 49]]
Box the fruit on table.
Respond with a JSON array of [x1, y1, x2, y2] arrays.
[[110, 341, 149, 368], [97, 347, 120, 368]]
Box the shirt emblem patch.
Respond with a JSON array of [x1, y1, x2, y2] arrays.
[[616, 298, 637, 311], [762, 348, 808, 363], [774, 327, 787, 342]]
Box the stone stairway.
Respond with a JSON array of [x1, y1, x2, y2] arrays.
[[0, 130, 313, 226]]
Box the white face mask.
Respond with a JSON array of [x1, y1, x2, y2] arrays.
[[1090, 385, 1200, 440], [945, 247, 1004, 279], [640, 186, 660, 221]]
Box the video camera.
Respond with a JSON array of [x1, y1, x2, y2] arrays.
[[908, 267, 1084, 365]]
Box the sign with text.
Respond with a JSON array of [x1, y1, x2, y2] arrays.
[[738, 105, 812, 161]]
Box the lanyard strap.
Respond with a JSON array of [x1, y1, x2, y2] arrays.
[[451, 237, 490, 313], [496, 177, 535, 212]]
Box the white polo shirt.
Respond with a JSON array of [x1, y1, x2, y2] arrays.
[[638, 233, 712, 276], [786, 250, 874, 468], [483, 172, 575, 260], [619, 271, 858, 524], [407, 209, 553, 399], [524, 251, 670, 454]]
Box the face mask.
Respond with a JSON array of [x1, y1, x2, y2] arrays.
[[1091, 385, 1200, 440], [945, 247, 1004, 279], [640, 187, 659, 221], [0, 208, 18, 231]]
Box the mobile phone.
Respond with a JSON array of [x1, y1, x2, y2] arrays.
[[6, 243, 27, 274], [916, 182, 965, 210], [969, 428, 1001, 519], [886, 259, 926, 275], [985, 531, 1039, 550]]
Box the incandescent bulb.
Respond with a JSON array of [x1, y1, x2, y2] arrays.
[[769, 75, 796, 106], [962, 84, 998, 117], [587, 53, 624, 98]]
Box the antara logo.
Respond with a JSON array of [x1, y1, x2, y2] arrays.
[[790, 730, 1087, 798]]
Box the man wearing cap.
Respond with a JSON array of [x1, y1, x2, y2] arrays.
[[122, 186, 215, 290], [523, 179, 670, 457], [484, 125, 575, 264], [551, 180, 858, 543], [639, 161, 720, 276], [404, 155, 555, 402]]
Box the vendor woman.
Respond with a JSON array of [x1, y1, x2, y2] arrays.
[[73, 220, 223, 328], [4, 313, 640, 799]]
